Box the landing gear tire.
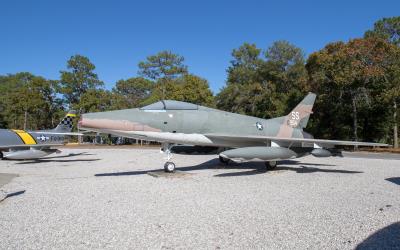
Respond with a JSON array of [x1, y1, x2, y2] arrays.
[[164, 161, 176, 173], [265, 161, 277, 171], [219, 156, 230, 164], [0, 151, 3, 160]]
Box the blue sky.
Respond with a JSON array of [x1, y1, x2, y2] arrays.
[[1, 0, 399, 93]]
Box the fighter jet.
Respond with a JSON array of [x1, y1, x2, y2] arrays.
[[0, 111, 81, 160], [79, 93, 387, 172]]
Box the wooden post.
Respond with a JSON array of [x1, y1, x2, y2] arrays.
[[23, 110, 28, 130]]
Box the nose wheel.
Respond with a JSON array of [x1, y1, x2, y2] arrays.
[[161, 143, 176, 173], [164, 162, 176, 172]]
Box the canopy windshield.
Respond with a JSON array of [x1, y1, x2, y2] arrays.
[[140, 100, 198, 110]]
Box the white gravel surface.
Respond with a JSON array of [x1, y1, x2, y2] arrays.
[[0, 148, 399, 249]]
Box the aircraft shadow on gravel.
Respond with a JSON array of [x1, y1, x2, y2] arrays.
[[385, 177, 400, 185], [355, 222, 400, 249], [14, 152, 100, 164], [95, 159, 362, 177], [213, 160, 362, 177], [5, 190, 25, 199], [42, 152, 96, 159], [0, 190, 26, 203]]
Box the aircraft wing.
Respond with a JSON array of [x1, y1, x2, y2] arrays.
[[79, 127, 388, 148], [0, 144, 65, 149], [78, 128, 141, 137], [33, 132, 83, 136], [204, 134, 388, 147]]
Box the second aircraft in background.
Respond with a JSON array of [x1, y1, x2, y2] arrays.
[[0, 111, 81, 160]]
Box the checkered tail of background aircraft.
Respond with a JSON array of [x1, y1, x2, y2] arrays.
[[52, 110, 77, 132]]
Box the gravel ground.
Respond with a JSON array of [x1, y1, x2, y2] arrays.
[[0, 173, 18, 188], [0, 148, 399, 249]]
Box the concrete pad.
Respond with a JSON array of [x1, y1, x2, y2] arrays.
[[147, 170, 194, 178]]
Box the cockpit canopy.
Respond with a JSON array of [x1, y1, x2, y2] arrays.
[[140, 100, 198, 110]]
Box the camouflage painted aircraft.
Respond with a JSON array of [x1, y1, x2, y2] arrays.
[[79, 93, 387, 172], [0, 111, 81, 160]]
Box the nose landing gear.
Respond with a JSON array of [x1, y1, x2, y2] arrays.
[[161, 143, 176, 173]]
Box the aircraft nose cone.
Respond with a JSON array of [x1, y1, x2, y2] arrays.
[[78, 115, 134, 131], [78, 116, 95, 129], [78, 117, 83, 127], [78, 112, 161, 132]]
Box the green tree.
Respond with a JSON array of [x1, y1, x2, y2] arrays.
[[113, 77, 154, 108], [145, 74, 215, 107], [0, 73, 63, 130], [172, 74, 215, 106], [263, 41, 308, 93], [79, 89, 126, 113], [306, 38, 397, 144], [365, 16, 400, 147], [138, 51, 188, 80], [227, 43, 263, 85], [380, 47, 400, 148], [60, 55, 103, 108], [138, 51, 188, 99], [217, 43, 265, 115], [262, 41, 309, 114], [217, 41, 308, 119], [365, 16, 400, 46]]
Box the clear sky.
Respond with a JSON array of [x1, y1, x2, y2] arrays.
[[1, 0, 399, 93]]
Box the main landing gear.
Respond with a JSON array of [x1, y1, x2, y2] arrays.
[[219, 155, 230, 164], [265, 161, 277, 171], [161, 143, 175, 173], [0, 151, 3, 160]]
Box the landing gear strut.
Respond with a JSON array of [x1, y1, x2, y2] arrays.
[[161, 143, 175, 173], [219, 155, 230, 164], [265, 161, 277, 171]]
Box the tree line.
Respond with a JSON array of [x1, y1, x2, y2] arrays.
[[0, 17, 399, 147]]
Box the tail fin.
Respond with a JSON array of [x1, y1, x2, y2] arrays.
[[286, 92, 316, 129], [53, 110, 77, 132]]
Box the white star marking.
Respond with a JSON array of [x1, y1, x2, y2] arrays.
[[37, 135, 49, 142], [256, 122, 263, 130]]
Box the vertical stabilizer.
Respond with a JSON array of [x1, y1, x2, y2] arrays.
[[53, 110, 77, 132], [276, 93, 316, 138], [286, 92, 316, 129]]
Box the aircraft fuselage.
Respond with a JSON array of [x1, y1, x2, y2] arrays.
[[80, 106, 310, 148]]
